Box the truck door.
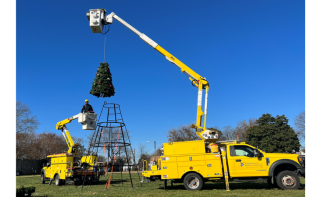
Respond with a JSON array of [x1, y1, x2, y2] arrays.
[[229, 145, 268, 177]]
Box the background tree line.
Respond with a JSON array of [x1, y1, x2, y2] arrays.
[[16, 101, 86, 160], [166, 119, 256, 143], [17, 100, 305, 162], [166, 112, 305, 153]]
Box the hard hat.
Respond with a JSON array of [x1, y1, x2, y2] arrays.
[[85, 99, 88, 103]]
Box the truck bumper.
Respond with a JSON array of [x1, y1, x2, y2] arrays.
[[297, 168, 305, 177]]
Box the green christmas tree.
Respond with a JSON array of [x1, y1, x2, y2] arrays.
[[247, 113, 300, 153], [90, 63, 115, 98]]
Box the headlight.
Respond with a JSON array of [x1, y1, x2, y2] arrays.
[[297, 156, 305, 167]]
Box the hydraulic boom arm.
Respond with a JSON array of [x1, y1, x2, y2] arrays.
[[56, 113, 97, 155], [56, 114, 82, 155], [87, 9, 217, 140]]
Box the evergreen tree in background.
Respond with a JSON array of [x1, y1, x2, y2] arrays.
[[90, 63, 115, 98], [247, 113, 300, 153]]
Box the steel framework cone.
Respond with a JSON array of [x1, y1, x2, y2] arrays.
[[83, 102, 140, 189]]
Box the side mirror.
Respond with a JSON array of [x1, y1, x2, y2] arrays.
[[254, 149, 261, 157]]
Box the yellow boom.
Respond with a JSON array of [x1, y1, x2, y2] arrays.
[[56, 114, 82, 155], [154, 45, 209, 134], [87, 10, 217, 140]]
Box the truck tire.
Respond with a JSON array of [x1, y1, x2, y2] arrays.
[[41, 173, 45, 184], [276, 170, 300, 190], [183, 173, 203, 191], [55, 174, 60, 186]]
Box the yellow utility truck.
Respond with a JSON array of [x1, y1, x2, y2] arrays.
[[142, 139, 305, 191], [41, 112, 105, 186], [86, 9, 305, 191]]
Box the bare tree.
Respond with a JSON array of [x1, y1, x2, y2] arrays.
[[16, 131, 68, 160], [138, 153, 152, 171], [16, 132, 36, 159], [233, 118, 256, 142], [167, 124, 200, 142], [294, 111, 305, 142], [137, 143, 148, 159], [97, 155, 105, 162], [222, 125, 235, 140], [73, 136, 87, 156], [16, 101, 39, 134]]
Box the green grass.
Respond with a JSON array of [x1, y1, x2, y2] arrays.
[[16, 172, 305, 197]]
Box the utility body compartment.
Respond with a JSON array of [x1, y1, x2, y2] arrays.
[[160, 140, 223, 179]]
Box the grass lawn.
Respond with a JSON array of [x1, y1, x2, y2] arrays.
[[16, 172, 305, 197]]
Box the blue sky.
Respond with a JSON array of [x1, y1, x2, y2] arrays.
[[16, 0, 305, 154]]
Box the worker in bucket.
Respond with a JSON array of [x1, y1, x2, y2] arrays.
[[81, 99, 94, 113]]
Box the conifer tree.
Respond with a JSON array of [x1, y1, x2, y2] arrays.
[[90, 63, 115, 98], [247, 113, 300, 153]]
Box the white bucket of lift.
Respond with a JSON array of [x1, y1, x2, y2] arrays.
[[79, 113, 97, 130]]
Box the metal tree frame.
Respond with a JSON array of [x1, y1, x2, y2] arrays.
[[84, 102, 141, 189]]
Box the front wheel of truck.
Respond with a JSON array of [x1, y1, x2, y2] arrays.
[[276, 170, 300, 190], [41, 173, 45, 184], [55, 174, 60, 186], [183, 173, 203, 191]]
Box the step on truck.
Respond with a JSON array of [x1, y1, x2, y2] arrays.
[[142, 139, 305, 191]]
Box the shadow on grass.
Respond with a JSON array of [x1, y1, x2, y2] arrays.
[[72, 179, 128, 187], [95, 179, 128, 185], [158, 181, 305, 191]]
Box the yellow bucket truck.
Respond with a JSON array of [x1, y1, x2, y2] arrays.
[[142, 139, 305, 191], [86, 9, 305, 191], [41, 112, 105, 186]]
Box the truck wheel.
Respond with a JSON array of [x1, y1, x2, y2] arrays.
[[55, 174, 60, 186], [41, 173, 45, 184], [276, 171, 300, 190], [183, 173, 203, 191]]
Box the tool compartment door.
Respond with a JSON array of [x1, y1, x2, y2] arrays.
[[161, 157, 179, 179], [177, 155, 206, 178], [205, 153, 223, 178]]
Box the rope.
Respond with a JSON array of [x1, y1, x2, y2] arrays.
[[106, 126, 121, 189], [102, 24, 110, 63], [104, 34, 106, 63]]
